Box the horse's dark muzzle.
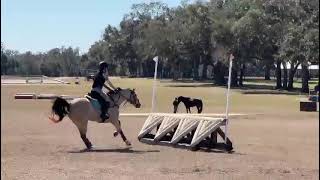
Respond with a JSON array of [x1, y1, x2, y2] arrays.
[[173, 105, 178, 113]]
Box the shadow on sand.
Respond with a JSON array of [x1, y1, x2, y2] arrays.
[[67, 146, 246, 155], [68, 147, 160, 154]]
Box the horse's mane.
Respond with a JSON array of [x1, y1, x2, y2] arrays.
[[178, 96, 190, 101], [107, 90, 117, 96], [107, 88, 132, 98]]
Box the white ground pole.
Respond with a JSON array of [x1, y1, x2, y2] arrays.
[[151, 56, 159, 112], [225, 54, 234, 144]]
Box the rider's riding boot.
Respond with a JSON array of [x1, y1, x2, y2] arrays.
[[100, 110, 109, 123]]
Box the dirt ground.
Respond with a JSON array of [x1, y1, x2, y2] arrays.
[[1, 78, 319, 180]]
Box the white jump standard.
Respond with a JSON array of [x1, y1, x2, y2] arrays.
[[137, 54, 235, 152]]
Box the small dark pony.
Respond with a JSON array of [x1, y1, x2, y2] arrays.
[[173, 96, 203, 113]]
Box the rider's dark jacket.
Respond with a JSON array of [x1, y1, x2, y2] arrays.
[[92, 72, 106, 89]]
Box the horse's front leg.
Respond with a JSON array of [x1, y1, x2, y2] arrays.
[[113, 120, 131, 146], [119, 130, 131, 146]]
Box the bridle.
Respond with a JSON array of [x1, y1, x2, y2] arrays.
[[109, 89, 138, 107]]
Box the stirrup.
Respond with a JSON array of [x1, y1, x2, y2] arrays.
[[100, 113, 109, 123]]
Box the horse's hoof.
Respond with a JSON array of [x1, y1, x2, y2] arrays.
[[125, 140, 132, 146], [113, 131, 119, 137], [86, 143, 93, 150]]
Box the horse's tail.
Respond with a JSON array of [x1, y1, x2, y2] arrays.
[[49, 97, 70, 123], [198, 100, 203, 113]]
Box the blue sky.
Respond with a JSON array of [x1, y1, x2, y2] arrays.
[[1, 0, 182, 54]]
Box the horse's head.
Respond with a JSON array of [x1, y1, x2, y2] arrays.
[[173, 97, 179, 113], [118, 88, 141, 108]]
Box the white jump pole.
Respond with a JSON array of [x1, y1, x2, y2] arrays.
[[225, 54, 234, 144], [151, 56, 159, 112]]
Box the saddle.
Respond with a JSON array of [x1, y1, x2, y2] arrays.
[[85, 89, 120, 112], [85, 94, 101, 113]]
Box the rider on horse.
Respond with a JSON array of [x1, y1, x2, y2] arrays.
[[90, 61, 117, 122]]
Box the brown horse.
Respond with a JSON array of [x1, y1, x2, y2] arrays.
[[49, 88, 141, 149]]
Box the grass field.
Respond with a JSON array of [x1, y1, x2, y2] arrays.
[[3, 77, 315, 114], [1, 77, 319, 180], [243, 78, 318, 91]]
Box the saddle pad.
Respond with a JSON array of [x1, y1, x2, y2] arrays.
[[85, 95, 101, 112]]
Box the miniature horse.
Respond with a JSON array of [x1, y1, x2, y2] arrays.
[[173, 96, 203, 113], [155, 96, 202, 139]]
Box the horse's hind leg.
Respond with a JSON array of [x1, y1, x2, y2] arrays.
[[113, 120, 121, 137], [80, 133, 92, 149], [76, 121, 92, 149]]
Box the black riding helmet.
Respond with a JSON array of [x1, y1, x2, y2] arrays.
[[99, 61, 108, 72]]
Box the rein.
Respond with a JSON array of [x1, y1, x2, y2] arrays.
[[108, 90, 134, 108], [107, 93, 120, 108]]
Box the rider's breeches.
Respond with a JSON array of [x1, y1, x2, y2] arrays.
[[92, 88, 108, 101], [90, 88, 109, 113]]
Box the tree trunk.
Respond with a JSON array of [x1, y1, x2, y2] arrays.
[[213, 61, 226, 85], [158, 60, 163, 79], [127, 59, 137, 77], [239, 63, 245, 87], [119, 62, 126, 76], [142, 62, 151, 77], [201, 54, 210, 80], [264, 63, 271, 80], [288, 62, 300, 90], [173, 71, 179, 80], [231, 66, 238, 87], [301, 63, 309, 93], [141, 62, 146, 77], [276, 60, 282, 89], [202, 63, 208, 80], [138, 62, 143, 77], [287, 62, 294, 90], [288, 72, 294, 90], [282, 62, 288, 89], [193, 56, 200, 80], [173, 62, 180, 80], [166, 64, 171, 78]]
